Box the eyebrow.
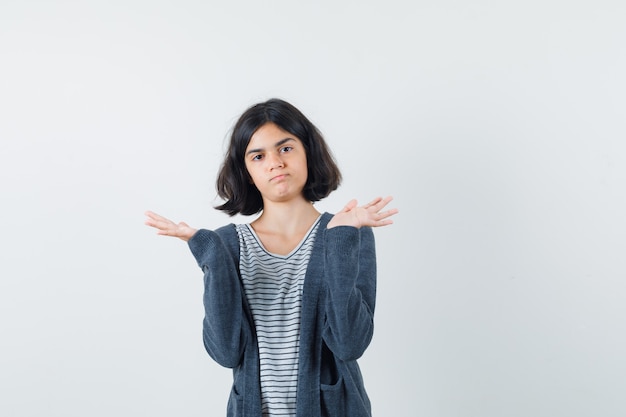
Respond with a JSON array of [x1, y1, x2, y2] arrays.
[[246, 137, 295, 156]]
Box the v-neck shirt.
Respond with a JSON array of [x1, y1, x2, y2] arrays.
[[235, 216, 321, 417]]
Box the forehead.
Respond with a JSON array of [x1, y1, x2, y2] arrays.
[[246, 123, 300, 150]]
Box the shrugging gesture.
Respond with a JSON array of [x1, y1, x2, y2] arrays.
[[144, 98, 399, 417]]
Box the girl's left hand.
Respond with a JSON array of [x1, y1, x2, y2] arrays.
[[327, 196, 398, 229]]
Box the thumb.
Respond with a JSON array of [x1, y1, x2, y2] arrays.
[[342, 199, 358, 212]]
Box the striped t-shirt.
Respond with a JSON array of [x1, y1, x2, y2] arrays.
[[236, 217, 321, 417]]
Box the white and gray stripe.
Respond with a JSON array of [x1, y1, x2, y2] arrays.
[[236, 217, 320, 417]]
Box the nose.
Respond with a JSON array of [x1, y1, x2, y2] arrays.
[[268, 153, 284, 169]]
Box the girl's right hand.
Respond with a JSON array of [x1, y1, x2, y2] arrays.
[[144, 210, 197, 242]]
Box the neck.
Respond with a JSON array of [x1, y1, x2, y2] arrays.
[[253, 197, 321, 235]]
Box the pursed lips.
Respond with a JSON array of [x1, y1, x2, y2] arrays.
[[270, 173, 287, 182]]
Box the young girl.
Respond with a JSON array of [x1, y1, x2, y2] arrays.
[[145, 98, 397, 417]]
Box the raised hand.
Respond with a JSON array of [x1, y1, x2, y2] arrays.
[[144, 210, 197, 242], [327, 196, 398, 229]]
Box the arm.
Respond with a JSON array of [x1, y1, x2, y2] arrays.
[[188, 228, 246, 368], [322, 225, 377, 361], [322, 196, 398, 361], [144, 211, 245, 368]]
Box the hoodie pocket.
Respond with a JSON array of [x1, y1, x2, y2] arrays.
[[320, 376, 346, 417]]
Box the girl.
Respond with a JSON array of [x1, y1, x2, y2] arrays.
[[145, 98, 397, 417]]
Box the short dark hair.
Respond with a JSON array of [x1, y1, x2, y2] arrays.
[[215, 98, 342, 216]]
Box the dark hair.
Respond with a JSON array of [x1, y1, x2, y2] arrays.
[[215, 98, 342, 216]]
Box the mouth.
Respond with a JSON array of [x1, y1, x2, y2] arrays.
[[270, 174, 287, 182]]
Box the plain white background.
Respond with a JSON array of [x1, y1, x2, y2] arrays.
[[1, 1, 625, 416]]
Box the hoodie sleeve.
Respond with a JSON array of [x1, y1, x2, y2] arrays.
[[322, 225, 377, 361], [188, 227, 245, 368]]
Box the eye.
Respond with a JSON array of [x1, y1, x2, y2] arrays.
[[251, 154, 263, 161], [280, 146, 293, 153]]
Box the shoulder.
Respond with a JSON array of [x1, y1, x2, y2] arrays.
[[214, 223, 238, 242]]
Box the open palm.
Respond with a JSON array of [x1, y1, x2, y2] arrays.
[[327, 196, 398, 229], [144, 210, 197, 242]]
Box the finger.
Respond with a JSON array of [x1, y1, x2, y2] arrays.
[[376, 207, 399, 220], [341, 199, 358, 212], [145, 210, 170, 222], [157, 229, 174, 237], [363, 197, 383, 209], [371, 196, 394, 211], [145, 215, 167, 227], [145, 212, 165, 226], [373, 218, 394, 227], [146, 217, 175, 231], [144, 210, 159, 219], [370, 210, 397, 227]]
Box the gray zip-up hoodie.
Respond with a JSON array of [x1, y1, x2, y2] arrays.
[[188, 212, 376, 417]]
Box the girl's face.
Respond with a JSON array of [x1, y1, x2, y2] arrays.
[[244, 122, 309, 204]]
